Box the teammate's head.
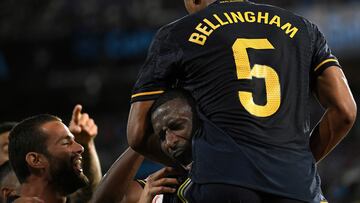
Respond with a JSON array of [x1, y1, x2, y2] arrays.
[[0, 122, 17, 166], [151, 89, 199, 166], [0, 161, 20, 202], [183, 0, 217, 14], [9, 114, 89, 195]]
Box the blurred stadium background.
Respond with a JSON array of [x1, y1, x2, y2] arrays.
[[0, 0, 359, 202]]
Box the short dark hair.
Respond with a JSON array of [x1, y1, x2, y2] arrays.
[[8, 114, 60, 183], [0, 122, 17, 135], [151, 89, 199, 131], [151, 89, 196, 114]]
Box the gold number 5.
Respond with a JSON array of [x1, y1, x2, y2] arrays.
[[232, 38, 281, 117]]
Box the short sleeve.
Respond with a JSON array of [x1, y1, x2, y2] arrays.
[[135, 179, 147, 188], [309, 22, 341, 77], [131, 25, 182, 103]]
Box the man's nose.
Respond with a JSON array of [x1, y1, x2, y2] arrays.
[[165, 130, 178, 148], [73, 141, 84, 154]]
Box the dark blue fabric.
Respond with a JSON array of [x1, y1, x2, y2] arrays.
[[190, 112, 320, 202]]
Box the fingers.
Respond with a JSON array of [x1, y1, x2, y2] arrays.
[[148, 167, 180, 180], [151, 177, 179, 187], [89, 122, 98, 136], [145, 178, 178, 198], [144, 167, 180, 197], [69, 105, 98, 139], [80, 117, 97, 135], [79, 113, 89, 127], [148, 184, 177, 196], [71, 104, 82, 124]]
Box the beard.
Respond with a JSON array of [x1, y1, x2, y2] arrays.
[[48, 154, 89, 195]]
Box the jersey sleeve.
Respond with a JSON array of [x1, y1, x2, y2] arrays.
[[131, 25, 182, 103], [135, 179, 147, 188], [308, 22, 341, 76]]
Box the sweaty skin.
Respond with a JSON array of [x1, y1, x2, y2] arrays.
[[310, 67, 356, 162]]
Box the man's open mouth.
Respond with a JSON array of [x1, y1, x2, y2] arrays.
[[171, 149, 184, 160], [72, 156, 83, 174]]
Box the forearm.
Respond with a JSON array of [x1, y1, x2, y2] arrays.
[[311, 67, 357, 163], [132, 133, 175, 166], [71, 141, 102, 203], [127, 101, 175, 166], [310, 107, 355, 162], [84, 141, 102, 189], [91, 148, 144, 203]]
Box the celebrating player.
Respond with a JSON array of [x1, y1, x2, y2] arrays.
[[127, 0, 356, 202]]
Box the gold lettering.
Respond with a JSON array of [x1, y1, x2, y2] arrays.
[[257, 12, 269, 24], [223, 12, 234, 24], [281, 23, 298, 38], [230, 12, 245, 23], [214, 14, 229, 26], [189, 33, 207, 46], [269, 15, 281, 27], [195, 23, 213, 36], [204, 18, 220, 30], [244, 12, 256, 23]]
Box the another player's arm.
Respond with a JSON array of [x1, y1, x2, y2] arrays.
[[91, 147, 144, 203], [91, 147, 179, 203], [138, 167, 179, 203], [127, 101, 175, 165], [310, 67, 356, 162]]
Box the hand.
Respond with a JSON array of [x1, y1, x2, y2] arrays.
[[13, 197, 44, 203], [69, 104, 98, 145], [138, 167, 180, 203]]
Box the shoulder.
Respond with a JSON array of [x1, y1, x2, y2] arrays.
[[251, 1, 311, 22], [257, 2, 319, 38], [155, 15, 189, 40]]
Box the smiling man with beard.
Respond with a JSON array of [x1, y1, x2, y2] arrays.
[[7, 111, 100, 203]]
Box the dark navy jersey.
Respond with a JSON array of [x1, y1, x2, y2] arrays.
[[131, 0, 340, 202]]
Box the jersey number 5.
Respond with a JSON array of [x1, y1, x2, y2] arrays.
[[232, 38, 281, 117]]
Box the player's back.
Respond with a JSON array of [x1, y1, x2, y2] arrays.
[[162, 0, 334, 201], [131, 0, 339, 201], [170, 0, 314, 150]]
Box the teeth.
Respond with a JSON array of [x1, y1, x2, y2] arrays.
[[74, 158, 83, 172]]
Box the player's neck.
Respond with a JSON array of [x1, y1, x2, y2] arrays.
[[20, 177, 67, 203]]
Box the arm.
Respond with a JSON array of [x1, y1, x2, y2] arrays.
[[127, 101, 175, 165], [91, 147, 144, 203], [68, 105, 102, 203], [310, 67, 357, 162], [91, 147, 180, 203], [137, 167, 179, 203], [13, 197, 44, 203]]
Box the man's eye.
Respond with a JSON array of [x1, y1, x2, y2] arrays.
[[159, 130, 166, 141], [169, 123, 183, 130]]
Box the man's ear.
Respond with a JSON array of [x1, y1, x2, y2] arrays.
[[194, 0, 201, 5], [25, 152, 47, 169], [2, 187, 14, 200]]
